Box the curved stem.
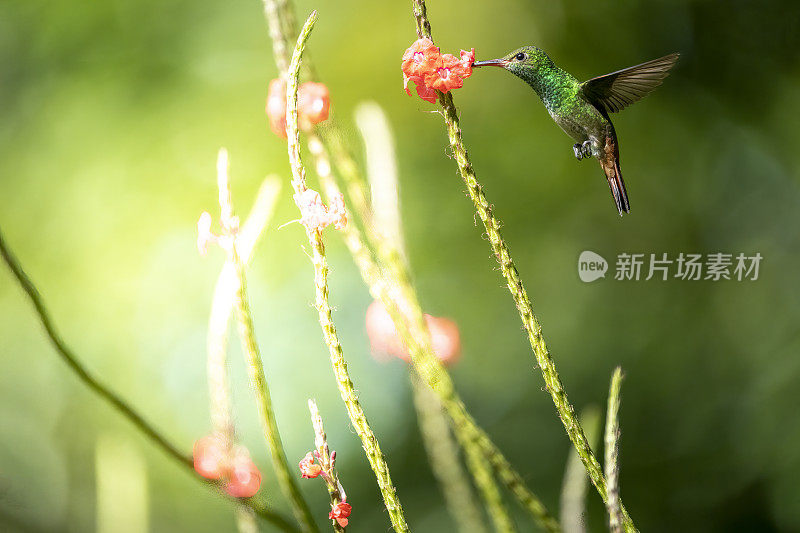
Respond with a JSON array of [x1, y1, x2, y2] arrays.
[[232, 254, 318, 532], [409, 371, 488, 533], [560, 406, 601, 533], [215, 150, 318, 533], [0, 228, 298, 533], [286, 13, 410, 533], [604, 368, 624, 533]]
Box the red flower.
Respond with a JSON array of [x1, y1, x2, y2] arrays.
[[225, 453, 262, 498], [425, 315, 462, 366], [299, 452, 323, 479], [365, 300, 406, 361], [425, 53, 472, 93], [193, 433, 228, 480], [329, 501, 352, 528], [298, 82, 331, 124], [402, 39, 475, 103], [414, 82, 438, 104], [266, 78, 289, 138], [365, 300, 462, 366], [401, 38, 440, 81], [266, 79, 331, 138], [460, 48, 475, 68]]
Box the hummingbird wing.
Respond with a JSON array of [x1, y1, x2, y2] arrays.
[[580, 53, 679, 114]]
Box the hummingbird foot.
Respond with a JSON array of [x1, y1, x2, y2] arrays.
[[573, 141, 593, 160]]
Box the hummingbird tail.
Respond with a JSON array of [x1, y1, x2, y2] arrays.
[[605, 159, 630, 215], [600, 126, 630, 215]]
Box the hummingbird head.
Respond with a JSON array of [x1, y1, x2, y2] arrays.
[[473, 46, 553, 80]]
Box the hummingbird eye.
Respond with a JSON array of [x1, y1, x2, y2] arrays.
[[514, 52, 527, 61]]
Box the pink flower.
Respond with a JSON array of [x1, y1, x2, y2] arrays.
[[298, 82, 331, 124], [266, 79, 332, 138], [299, 452, 323, 479], [365, 300, 407, 360], [460, 48, 475, 68], [414, 82, 438, 104], [225, 453, 262, 498], [365, 300, 462, 366], [425, 53, 472, 93], [266, 78, 289, 138], [401, 38, 440, 81], [425, 315, 462, 366], [401, 39, 475, 103], [329, 501, 352, 528], [293, 189, 347, 232], [193, 433, 228, 480]]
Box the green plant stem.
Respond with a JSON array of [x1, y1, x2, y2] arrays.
[[207, 178, 281, 440], [604, 368, 624, 533], [353, 108, 486, 532], [307, 400, 346, 533], [207, 177, 282, 533], [0, 227, 298, 533], [231, 256, 317, 532], [286, 12, 409, 533], [410, 372, 488, 533], [215, 150, 318, 533], [560, 406, 601, 533], [407, 2, 637, 531]]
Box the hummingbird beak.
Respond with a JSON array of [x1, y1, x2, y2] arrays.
[[473, 58, 507, 68]]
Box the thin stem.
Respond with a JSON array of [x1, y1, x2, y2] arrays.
[[353, 106, 496, 533], [560, 407, 602, 533], [407, 1, 637, 530], [604, 368, 624, 533], [286, 12, 410, 533], [0, 227, 298, 532], [410, 372, 488, 533], [206, 176, 281, 533], [354, 103, 487, 533], [307, 400, 346, 533], [215, 150, 318, 533], [207, 179, 281, 438]]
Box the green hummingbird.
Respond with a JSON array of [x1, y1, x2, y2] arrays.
[[474, 47, 679, 215]]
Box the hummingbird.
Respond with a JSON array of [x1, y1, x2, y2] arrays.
[[474, 47, 679, 215]]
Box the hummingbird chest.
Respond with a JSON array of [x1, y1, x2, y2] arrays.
[[548, 100, 608, 144]]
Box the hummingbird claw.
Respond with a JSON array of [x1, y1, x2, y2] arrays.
[[581, 140, 593, 159], [573, 141, 593, 160]]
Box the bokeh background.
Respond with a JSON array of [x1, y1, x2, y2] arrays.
[[2, 0, 799, 531]]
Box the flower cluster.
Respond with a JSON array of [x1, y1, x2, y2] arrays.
[[293, 189, 347, 232], [299, 413, 352, 529], [365, 300, 462, 366], [402, 38, 475, 103], [266, 78, 330, 138], [329, 501, 353, 528], [299, 451, 323, 479], [193, 433, 262, 498]]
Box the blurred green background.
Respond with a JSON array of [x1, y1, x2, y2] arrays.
[[1, 0, 799, 531]]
